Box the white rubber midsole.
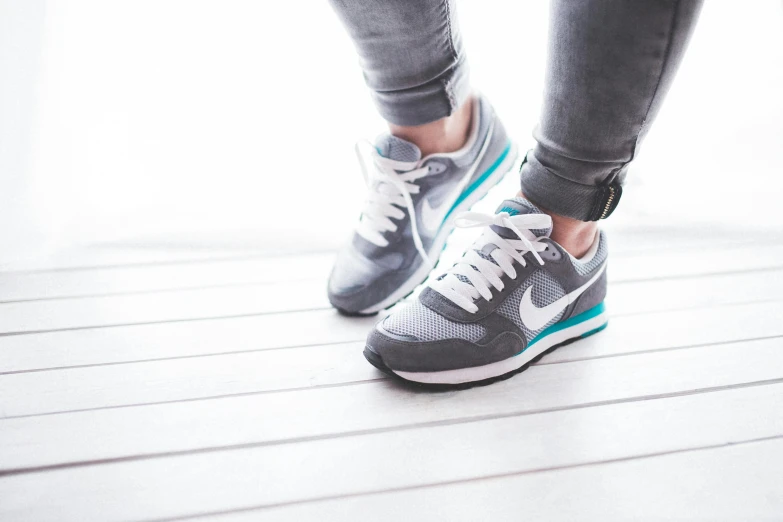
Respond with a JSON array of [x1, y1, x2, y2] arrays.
[[394, 310, 608, 384], [359, 142, 519, 314]]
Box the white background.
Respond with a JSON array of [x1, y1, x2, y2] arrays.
[[2, 0, 782, 262]]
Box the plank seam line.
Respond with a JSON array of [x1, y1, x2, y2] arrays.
[[2, 377, 781, 478], [610, 237, 783, 256], [3, 331, 781, 378], [5, 237, 779, 276], [0, 378, 388, 421], [0, 336, 783, 423], [3, 264, 783, 306], [605, 297, 783, 318], [3, 299, 781, 374], [611, 265, 783, 285], [138, 434, 783, 522], [0, 250, 337, 276], [0, 307, 336, 337], [0, 278, 320, 305], [2, 294, 782, 338], [2, 336, 780, 420], [534, 333, 783, 366], [0, 340, 370, 375]]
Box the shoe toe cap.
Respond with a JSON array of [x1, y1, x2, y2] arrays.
[[366, 304, 523, 373], [328, 246, 407, 313]]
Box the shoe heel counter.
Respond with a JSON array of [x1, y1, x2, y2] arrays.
[[486, 99, 510, 150], [569, 266, 608, 318], [470, 101, 513, 183], [570, 230, 609, 316]]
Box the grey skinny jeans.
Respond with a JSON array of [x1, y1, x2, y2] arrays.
[[328, 0, 704, 221]]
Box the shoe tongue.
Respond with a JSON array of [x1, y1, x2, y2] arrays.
[[466, 197, 550, 279], [492, 197, 552, 238], [374, 134, 422, 162], [444, 197, 550, 288]]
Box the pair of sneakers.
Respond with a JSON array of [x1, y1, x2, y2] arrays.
[[328, 96, 608, 387]]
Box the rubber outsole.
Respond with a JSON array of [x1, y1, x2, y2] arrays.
[[336, 308, 379, 318], [363, 322, 608, 391]]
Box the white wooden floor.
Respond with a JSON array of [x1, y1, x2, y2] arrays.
[[2, 223, 783, 521]]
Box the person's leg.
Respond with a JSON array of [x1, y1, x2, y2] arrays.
[[328, 0, 472, 154], [327, 0, 518, 315], [521, 0, 704, 256], [364, 1, 706, 386]]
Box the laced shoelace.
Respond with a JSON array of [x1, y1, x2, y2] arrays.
[[354, 141, 433, 267], [429, 211, 553, 313]]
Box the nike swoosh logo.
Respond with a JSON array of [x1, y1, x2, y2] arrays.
[[519, 263, 606, 331], [419, 122, 495, 235], [420, 196, 451, 235]]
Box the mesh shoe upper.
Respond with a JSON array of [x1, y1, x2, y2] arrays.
[[367, 196, 609, 373], [328, 95, 514, 314], [381, 301, 486, 342]]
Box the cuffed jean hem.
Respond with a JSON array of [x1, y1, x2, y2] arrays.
[[370, 56, 471, 127], [520, 152, 623, 222]]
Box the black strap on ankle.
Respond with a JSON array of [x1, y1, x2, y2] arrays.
[[587, 181, 623, 221]]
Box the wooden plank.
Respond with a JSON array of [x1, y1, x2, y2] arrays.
[[1, 337, 781, 470], [2, 300, 782, 417], [3, 239, 782, 303], [7, 215, 782, 276], [0, 244, 273, 273], [0, 254, 333, 303], [254, 437, 783, 522], [0, 258, 781, 335], [606, 241, 783, 282], [1, 268, 781, 373], [0, 341, 376, 416], [0, 280, 333, 334], [605, 268, 783, 315], [0, 309, 380, 374], [544, 299, 783, 364], [1, 382, 781, 520]]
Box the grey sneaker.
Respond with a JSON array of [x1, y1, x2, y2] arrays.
[[364, 197, 609, 386], [328, 96, 518, 315]]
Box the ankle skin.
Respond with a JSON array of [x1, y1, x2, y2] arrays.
[[388, 96, 474, 157], [519, 191, 598, 258]]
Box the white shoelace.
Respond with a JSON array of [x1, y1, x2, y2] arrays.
[[354, 141, 433, 267], [430, 211, 553, 313]]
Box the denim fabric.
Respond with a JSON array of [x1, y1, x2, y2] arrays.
[[328, 0, 470, 126], [520, 0, 704, 220], [329, 0, 704, 220]]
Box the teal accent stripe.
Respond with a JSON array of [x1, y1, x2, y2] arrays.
[[523, 301, 606, 351], [437, 141, 512, 233]]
